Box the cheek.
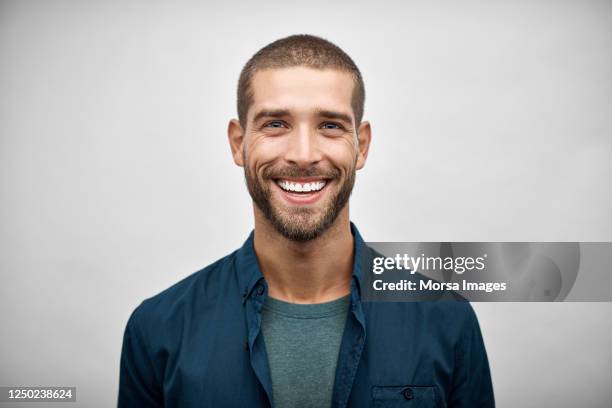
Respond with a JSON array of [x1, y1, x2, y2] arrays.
[[245, 136, 285, 172], [319, 138, 358, 171]]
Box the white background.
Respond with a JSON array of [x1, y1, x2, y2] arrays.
[[1, 0, 611, 406]]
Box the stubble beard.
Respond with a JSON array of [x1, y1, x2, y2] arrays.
[[243, 157, 356, 242]]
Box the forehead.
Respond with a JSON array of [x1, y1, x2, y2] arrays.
[[249, 67, 355, 118]]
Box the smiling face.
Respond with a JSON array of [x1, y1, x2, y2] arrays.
[[228, 66, 371, 241]]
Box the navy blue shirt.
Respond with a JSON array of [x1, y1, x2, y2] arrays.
[[118, 224, 494, 407]]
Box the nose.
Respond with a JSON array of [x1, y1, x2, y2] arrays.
[[284, 125, 322, 167]]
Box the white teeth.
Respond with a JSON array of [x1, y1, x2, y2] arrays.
[[277, 180, 326, 193]]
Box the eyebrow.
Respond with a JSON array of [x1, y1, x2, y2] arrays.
[[252, 109, 291, 123], [252, 108, 354, 125], [316, 109, 354, 125]]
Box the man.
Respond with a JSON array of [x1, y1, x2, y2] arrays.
[[118, 34, 494, 407]]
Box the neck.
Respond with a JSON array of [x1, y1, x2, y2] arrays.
[[253, 206, 354, 304]]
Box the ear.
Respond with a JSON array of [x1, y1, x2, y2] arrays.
[[355, 121, 372, 170], [227, 119, 245, 167]]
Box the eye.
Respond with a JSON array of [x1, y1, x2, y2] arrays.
[[265, 120, 286, 128], [321, 122, 343, 130]]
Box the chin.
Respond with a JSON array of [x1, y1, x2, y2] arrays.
[[269, 206, 338, 242]]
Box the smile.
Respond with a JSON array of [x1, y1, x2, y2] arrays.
[[273, 178, 330, 205], [276, 179, 327, 193]]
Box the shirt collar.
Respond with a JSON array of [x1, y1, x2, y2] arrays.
[[235, 222, 367, 303]]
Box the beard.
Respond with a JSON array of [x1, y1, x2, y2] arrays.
[[244, 157, 356, 242]]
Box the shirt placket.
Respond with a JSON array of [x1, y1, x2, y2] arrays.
[[331, 277, 367, 408], [244, 278, 273, 407]]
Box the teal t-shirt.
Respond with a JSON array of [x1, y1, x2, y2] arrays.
[[261, 294, 351, 408]]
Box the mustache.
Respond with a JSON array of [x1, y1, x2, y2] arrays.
[[262, 165, 341, 180]]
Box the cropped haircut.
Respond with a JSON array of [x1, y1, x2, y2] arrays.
[[237, 34, 365, 129]]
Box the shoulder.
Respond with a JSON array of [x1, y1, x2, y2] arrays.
[[421, 301, 478, 330], [365, 300, 479, 343], [363, 247, 477, 324], [382, 300, 476, 323], [126, 249, 239, 333]]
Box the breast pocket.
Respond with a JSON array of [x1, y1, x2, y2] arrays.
[[372, 386, 441, 408]]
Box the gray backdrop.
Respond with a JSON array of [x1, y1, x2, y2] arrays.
[[1, 0, 611, 407]]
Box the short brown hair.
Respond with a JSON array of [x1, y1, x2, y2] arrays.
[[237, 34, 365, 129]]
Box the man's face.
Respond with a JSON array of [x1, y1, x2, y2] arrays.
[[231, 66, 369, 242]]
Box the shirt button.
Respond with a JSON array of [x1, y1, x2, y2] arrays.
[[402, 387, 413, 400], [257, 285, 264, 295]]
